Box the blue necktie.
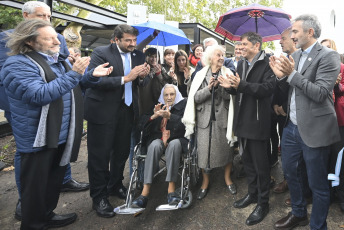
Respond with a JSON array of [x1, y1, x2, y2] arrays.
[[123, 53, 132, 106]]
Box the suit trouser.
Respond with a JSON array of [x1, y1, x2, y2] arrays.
[[144, 139, 181, 184], [87, 103, 133, 202], [282, 121, 330, 230], [242, 139, 270, 205], [20, 144, 66, 230]]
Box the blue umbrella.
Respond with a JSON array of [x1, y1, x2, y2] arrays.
[[133, 21, 191, 46]]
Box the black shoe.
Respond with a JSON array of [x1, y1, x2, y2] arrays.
[[92, 198, 115, 218], [108, 184, 127, 199], [233, 193, 257, 208], [167, 192, 180, 205], [132, 195, 148, 208], [60, 178, 90, 192], [197, 188, 208, 200], [246, 204, 269, 226], [227, 184, 237, 195], [14, 200, 21, 221], [45, 212, 77, 229]]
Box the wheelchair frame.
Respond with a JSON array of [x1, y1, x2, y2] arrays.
[[114, 134, 199, 215]]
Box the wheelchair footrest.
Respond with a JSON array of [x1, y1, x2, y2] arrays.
[[114, 204, 145, 215], [155, 204, 179, 211]]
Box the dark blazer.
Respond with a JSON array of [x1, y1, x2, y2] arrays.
[[278, 42, 340, 147], [141, 99, 188, 153], [228, 51, 276, 140], [84, 44, 147, 124]]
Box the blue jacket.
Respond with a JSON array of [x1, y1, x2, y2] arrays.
[[0, 53, 99, 153], [0, 31, 69, 113]]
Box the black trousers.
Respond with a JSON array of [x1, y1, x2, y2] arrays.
[[242, 139, 270, 205], [20, 144, 66, 230], [87, 102, 134, 202]]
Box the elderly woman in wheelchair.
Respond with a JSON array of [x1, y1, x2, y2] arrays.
[[132, 84, 188, 208]]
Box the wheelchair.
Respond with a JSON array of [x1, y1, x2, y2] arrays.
[[114, 133, 199, 215]]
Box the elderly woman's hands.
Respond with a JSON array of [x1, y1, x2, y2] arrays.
[[208, 76, 219, 91], [150, 104, 171, 120]]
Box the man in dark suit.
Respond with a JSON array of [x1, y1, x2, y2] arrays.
[[84, 24, 150, 218], [270, 14, 340, 230]]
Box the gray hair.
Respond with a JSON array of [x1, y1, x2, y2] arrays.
[[22, 1, 50, 14], [203, 37, 218, 48], [6, 19, 52, 56], [234, 41, 242, 46], [201, 45, 225, 66], [294, 14, 321, 39]]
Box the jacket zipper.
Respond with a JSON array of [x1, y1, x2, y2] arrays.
[[256, 100, 259, 120]]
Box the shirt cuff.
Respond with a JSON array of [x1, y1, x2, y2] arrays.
[[121, 77, 124, 85], [287, 70, 297, 83]]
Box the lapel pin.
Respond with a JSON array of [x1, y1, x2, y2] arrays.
[[308, 57, 312, 61], [133, 53, 136, 56]]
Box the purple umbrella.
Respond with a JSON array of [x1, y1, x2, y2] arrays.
[[215, 3, 292, 42]]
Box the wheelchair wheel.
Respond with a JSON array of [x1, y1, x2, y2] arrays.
[[175, 187, 193, 209], [190, 147, 200, 186]]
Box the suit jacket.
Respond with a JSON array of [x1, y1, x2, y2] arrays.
[[84, 44, 147, 124], [279, 42, 340, 147]]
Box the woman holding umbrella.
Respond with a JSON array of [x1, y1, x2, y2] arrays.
[[182, 45, 236, 200]]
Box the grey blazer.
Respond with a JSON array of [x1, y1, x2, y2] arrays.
[[284, 42, 340, 148]]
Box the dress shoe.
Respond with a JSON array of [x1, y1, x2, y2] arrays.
[[45, 212, 77, 229], [274, 212, 308, 230], [92, 198, 115, 218], [233, 193, 257, 208], [284, 197, 312, 207], [273, 180, 288, 194], [340, 202, 344, 212], [14, 200, 21, 221], [227, 184, 237, 195], [108, 184, 127, 199], [246, 203, 269, 226], [132, 195, 148, 208], [197, 188, 208, 200], [60, 178, 89, 192], [167, 192, 180, 205]]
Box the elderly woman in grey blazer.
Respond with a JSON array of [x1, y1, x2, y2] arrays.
[[183, 45, 236, 200]]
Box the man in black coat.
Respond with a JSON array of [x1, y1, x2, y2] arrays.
[[220, 32, 275, 226], [84, 24, 150, 218]]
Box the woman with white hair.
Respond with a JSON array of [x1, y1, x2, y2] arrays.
[[132, 84, 188, 208], [182, 45, 236, 200]]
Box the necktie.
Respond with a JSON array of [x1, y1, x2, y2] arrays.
[[123, 53, 132, 106]]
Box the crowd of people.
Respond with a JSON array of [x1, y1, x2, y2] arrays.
[[0, 1, 343, 230]]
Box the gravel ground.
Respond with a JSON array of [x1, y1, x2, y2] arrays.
[[0, 136, 343, 230]]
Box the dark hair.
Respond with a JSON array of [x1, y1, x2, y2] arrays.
[[113, 24, 138, 39], [174, 50, 190, 84], [340, 54, 344, 64], [164, 48, 175, 56], [191, 44, 203, 57], [240, 32, 262, 50], [144, 47, 161, 64]]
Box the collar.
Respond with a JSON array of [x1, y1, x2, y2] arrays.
[[301, 41, 317, 55], [38, 52, 59, 64]]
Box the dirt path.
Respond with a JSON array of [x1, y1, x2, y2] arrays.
[[1, 138, 343, 230]]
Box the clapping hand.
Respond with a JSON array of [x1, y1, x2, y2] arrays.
[[72, 57, 90, 75], [219, 73, 233, 88], [208, 76, 219, 90], [92, 63, 113, 77]]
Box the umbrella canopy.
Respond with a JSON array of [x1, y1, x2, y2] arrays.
[[133, 21, 191, 46], [215, 3, 292, 42]]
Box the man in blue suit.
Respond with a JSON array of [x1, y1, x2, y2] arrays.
[[0, 1, 89, 221]]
